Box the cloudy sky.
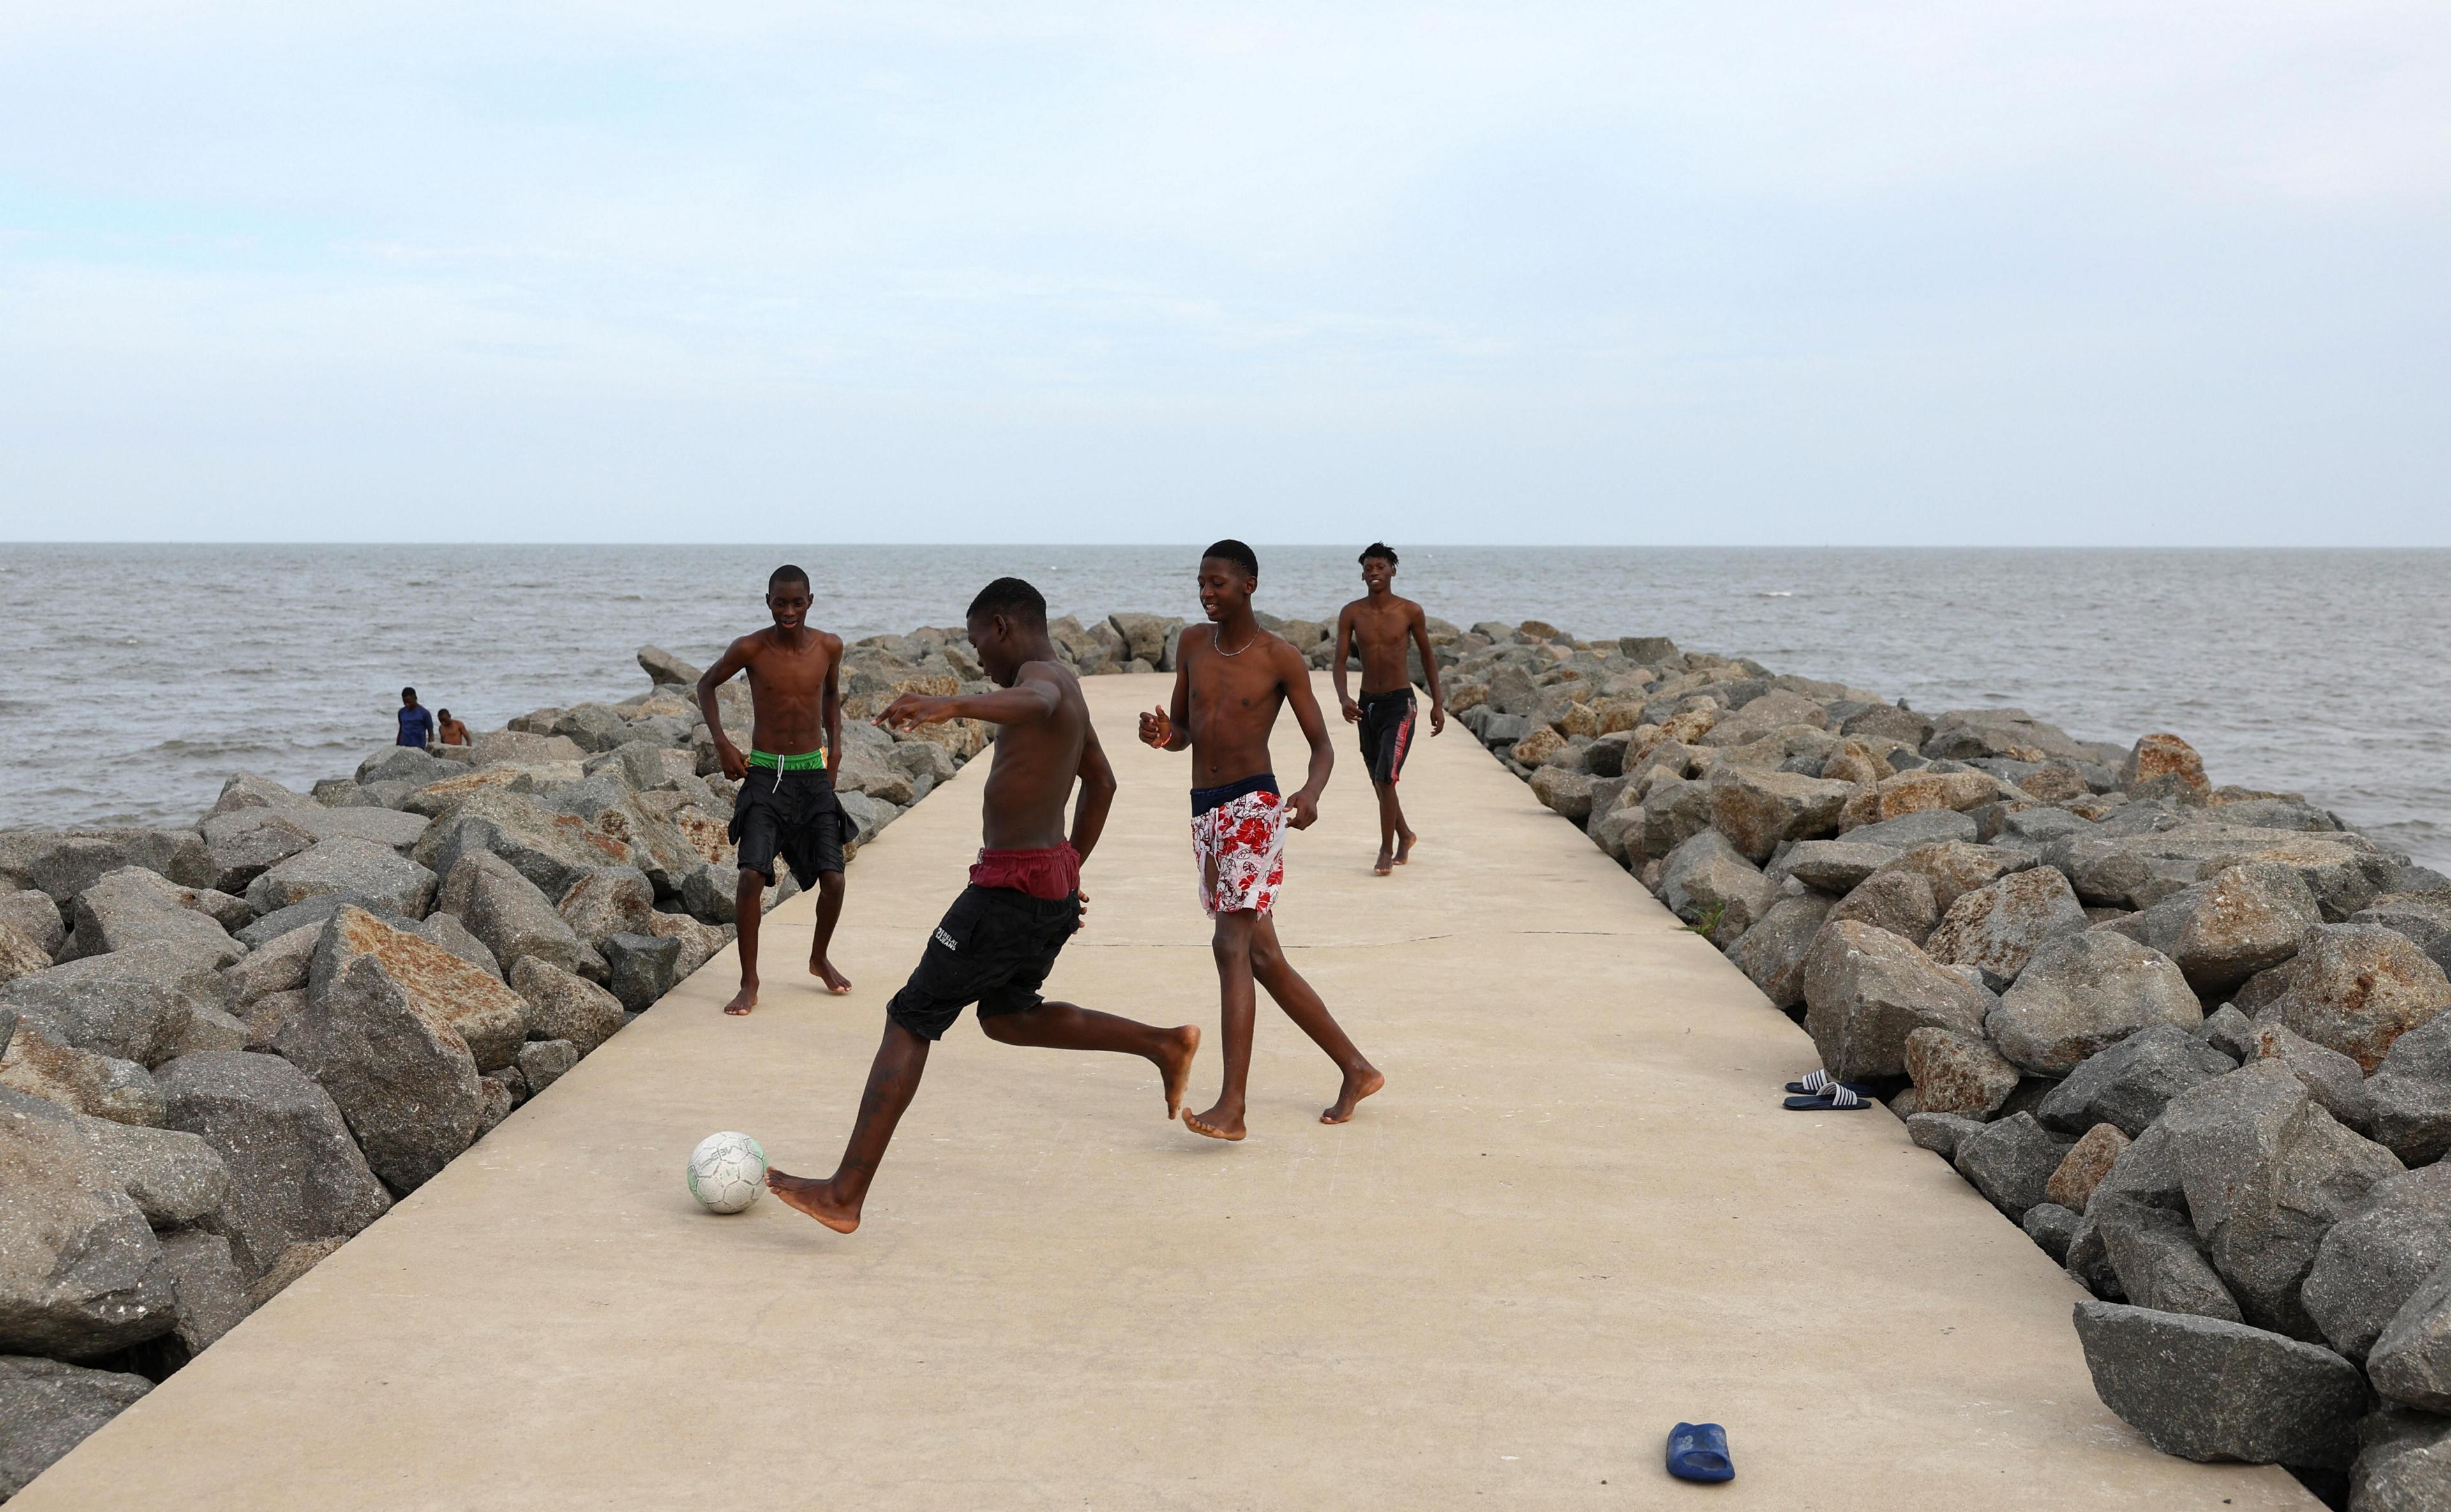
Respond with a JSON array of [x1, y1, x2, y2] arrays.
[[2, 1, 2445, 544]]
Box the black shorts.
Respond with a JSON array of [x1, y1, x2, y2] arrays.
[[1356, 688, 1418, 784], [728, 767, 846, 889], [887, 884, 1080, 1042]]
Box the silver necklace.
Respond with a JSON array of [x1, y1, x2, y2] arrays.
[[1213, 624, 1256, 657]]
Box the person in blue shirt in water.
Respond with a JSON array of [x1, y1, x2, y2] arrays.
[[396, 686, 435, 748]]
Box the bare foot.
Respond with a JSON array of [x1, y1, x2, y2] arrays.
[[1321, 1063, 1384, 1124], [809, 956, 853, 995], [1372, 848, 1394, 876], [766, 1169, 860, 1233], [723, 981, 758, 1016], [1181, 1102, 1247, 1141], [1395, 830, 1419, 865], [1155, 1026, 1201, 1119]]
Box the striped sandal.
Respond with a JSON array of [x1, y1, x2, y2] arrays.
[[1783, 1083, 1874, 1111]]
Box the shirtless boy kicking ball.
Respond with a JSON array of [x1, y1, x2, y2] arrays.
[[1139, 539, 1382, 1140], [766, 577, 1201, 1233], [696, 564, 853, 1014], [1331, 541, 1445, 874]]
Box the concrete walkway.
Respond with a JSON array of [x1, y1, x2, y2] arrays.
[[20, 673, 2310, 1509]]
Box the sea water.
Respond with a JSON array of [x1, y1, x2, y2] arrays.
[[2, 544, 2445, 871]]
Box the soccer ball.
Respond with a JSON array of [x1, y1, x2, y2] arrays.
[[686, 1130, 767, 1214]]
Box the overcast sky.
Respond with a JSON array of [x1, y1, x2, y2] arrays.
[[2, 2, 2446, 545]]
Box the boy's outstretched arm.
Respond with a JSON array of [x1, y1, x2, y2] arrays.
[[874, 678, 1057, 731], [1281, 643, 1335, 830]]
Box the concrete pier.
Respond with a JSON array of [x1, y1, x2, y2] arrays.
[[14, 674, 2311, 1509]]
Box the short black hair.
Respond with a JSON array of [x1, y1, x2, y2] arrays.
[[437, 708, 451, 720], [1203, 539, 1258, 578], [966, 576, 1047, 627], [401, 686, 416, 701], [768, 564, 810, 592], [1359, 542, 1398, 567]]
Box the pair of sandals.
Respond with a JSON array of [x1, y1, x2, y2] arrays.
[[1782, 1068, 1875, 1111]]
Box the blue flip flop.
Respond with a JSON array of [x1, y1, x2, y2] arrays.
[[1783, 1084, 1873, 1111], [1667, 1421, 1734, 1483]]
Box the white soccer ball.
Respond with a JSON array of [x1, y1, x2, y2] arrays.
[[686, 1130, 767, 1214]]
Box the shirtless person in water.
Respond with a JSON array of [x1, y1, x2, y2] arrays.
[[1139, 539, 1382, 1141], [696, 564, 853, 1014], [766, 576, 1201, 1234], [1332, 541, 1445, 874]]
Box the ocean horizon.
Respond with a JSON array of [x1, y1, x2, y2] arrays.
[[4, 543, 2445, 871]]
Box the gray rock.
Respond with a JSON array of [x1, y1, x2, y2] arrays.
[[555, 865, 656, 949], [1773, 841, 1894, 893], [2273, 923, 2451, 1073], [206, 770, 315, 819], [199, 808, 318, 894], [517, 1038, 580, 1095], [1695, 688, 1828, 747], [2121, 864, 2327, 997], [1864, 841, 2036, 916], [410, 790, 637, 900], [0, 1355, 153, 1499], [2198, 1003, 2261, 1061], [2072, 1300, 2366, 1467], [645, 911, 731, 978], [1907, 1112, 1984, 1158], [0, 919, 51, 990], [1987, 932, 2203, 1077], [1952, 1112, 2071, 1218], [275, 908, 528, 1190], [1107, 613, 1185, 669], [244, 1236, 347, 1309], [1658, 830, 1778, 943], [1726, 892, 1834, 1010], [2370, 1010, 2451, 1166], [603, 931, 682, 1012], [2242, 1021, 2374, 1132], [837, 791, 899, 845], [412, 911, 502, 978], [1825, 869, 1942, 947], [2369, 1258, 2451, 1413], [355, 745, 461, 786], [2037, 1024, 2236, 1137], [680, 863, 744, 925], [0, 1019, 163, 1127], [638, 644, 703, 685], [0, 828, 215, 903], [2159, 1060, 2406, 1338], [1633, 775, 1714, 862], [0, 939, 235, 1068], [59, 865, 246, 967], [73, 1113, 230, 1225], [2350, 1407, 2451, 1512], [0, 1089, 174, 1358], [1922, 865, 2088, 987], [1925, 708, 2095, 763], [2101, 1204, 2244, 1322], [1802, 921, 1997, 1080], [507, 957, 626, 1055], [1903, 1028, 2020, 1118], [1840, 809, 1979, 851], [2304, 1164, 2451, 1362], [245, 837, 435, 920], [437, 852, 606, 984], [2022, 1202, 2082, 1263], [2352, 890, 2451, 950], [1704, 764, 1853, 862], [0, 890, 67, 959], [155, 1227, 249, 1359]]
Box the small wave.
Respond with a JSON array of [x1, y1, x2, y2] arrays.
[[1755, 590, 1795, 598]]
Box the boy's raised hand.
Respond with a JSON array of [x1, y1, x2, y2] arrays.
[[876, 692, 954, 731], [1138, 707, 1173, 748]]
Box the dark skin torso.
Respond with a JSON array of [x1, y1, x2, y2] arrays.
[[971, 661, 1094, 851], [1174, 626, 1307, 786], [696, 625, 844, 775], [1337, 591, 1428, 696]]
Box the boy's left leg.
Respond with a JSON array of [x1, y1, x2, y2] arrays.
[[766, 1019, 930, 1232], [980, 1002, 1201, 1119], [809, 869, 851, 994], [1248, 913, 1383, 1123]]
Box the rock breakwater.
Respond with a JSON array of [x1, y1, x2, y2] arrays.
[[1435, 617, 2451, 1507], [0, 628, 996, 1500]]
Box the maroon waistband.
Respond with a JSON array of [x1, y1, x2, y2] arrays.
[[970, 842, 1081, 902]]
